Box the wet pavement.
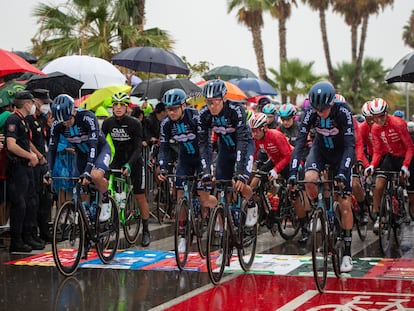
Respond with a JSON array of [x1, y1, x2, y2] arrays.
[[1, 217, 414, 310]]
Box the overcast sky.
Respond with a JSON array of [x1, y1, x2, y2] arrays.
[[1, 0, 413, 77]]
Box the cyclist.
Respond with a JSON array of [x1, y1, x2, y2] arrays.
[[393, 110, 405, 119], [47, 94, 112, 223], [262, 103, 278, 129], [101, 92, 151, 247], [277, 103, 300, 146], [157, 88, 217, 252], [288, 81, 355, 273], [199, 80, 257, 226], [364, 98, 414, 230]]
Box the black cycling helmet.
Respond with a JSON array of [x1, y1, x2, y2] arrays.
[[52, 94, 74, 123], [308, 81, 335, 111], [202, 80, 227, 98], [162, 88, 186, 106]]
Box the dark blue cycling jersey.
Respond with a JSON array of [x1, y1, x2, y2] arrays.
[[159, 108, 200, 171], [290, 102, 355, 178], [199, 101, 254, 177], [48, 109, 110, 175]]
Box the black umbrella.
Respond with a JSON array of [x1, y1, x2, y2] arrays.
[[131, 78, 202, 100], [385, 51, 414, 83], [12, 51, 38, 64], [112, 46, 189, 75], [25, 71, 84, 99], [203, 65, 258, 81]]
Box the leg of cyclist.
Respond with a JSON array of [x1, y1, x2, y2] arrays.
[[133, 164, 151, 247], [337, 194, 353, 272], [351, 172, 368, 224]]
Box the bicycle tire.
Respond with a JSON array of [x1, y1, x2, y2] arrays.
[[123, 189, 141, 244], [52, 201, 85, 277], [174, 198, 191, 270], [311, 207, 328, 293], [156, 182, 167, 224], [206, 205, 227, 285], [354, 209, 367, 242], [238, 199, 258, 271], [331, 203, 344, 278], [379, 194, 392, 256], [194, 207, 208, 259], [96, 196, 120, 264], [277, 189, 301, 240]]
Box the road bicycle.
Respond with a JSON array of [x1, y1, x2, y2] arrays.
[[251, 169, 300, 240], [107, 169, 141, 245], [376, 170, 411, 256], [298, 167, 344, 293], [174, 175, 208, 270], [155, 166, 176, 224], [52, 177, 120, 276], [206, 180, 258, 285]]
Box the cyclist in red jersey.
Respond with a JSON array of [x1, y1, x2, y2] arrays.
[[357, 101, 375, 168], [364, 98, 414, 230]]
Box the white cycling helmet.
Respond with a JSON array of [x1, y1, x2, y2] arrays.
[[361, 101, 372, 117], [369, 98, 388, 115]]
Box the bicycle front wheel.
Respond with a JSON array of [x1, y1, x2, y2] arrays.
[[238, 199, 257, 271], [379, 194, 392, 256], [206, 205, 227, 285], [123, 189, 141, 245], [331, 203, 344, 278], [96, 196, 120, 264], [174, 198, 191, 270], [311, 207, 328, 293], [52, 201, 85, 277], [277, 190, 301, 240]]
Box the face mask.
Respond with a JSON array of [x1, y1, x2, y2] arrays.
[[40, 104, 50, 115], [98, 119, 104, 129], [29, 103, 36, 115], [107, 108, 113, 116]]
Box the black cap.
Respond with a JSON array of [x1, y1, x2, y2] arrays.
[[14, 90, 34, 101], [31, 89, 52, 104]]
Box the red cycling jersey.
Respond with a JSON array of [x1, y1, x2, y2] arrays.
[[357, 121, 375, 167], [370, 115, 414, 168], [253, 129, 293, 173]]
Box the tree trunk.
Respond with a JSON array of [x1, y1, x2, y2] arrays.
[[279, 2, 288, 103], [251, 27, 267, 80], [351, 15, 368, 107], [319, 8, 335, 84], [351, 23, 358, 63]]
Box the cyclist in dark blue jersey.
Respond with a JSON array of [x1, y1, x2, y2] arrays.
[[158, 88, 217, 251], [47, 94, 112, 222], [288, 81, 355, 273], [199, 80, 257, 227]]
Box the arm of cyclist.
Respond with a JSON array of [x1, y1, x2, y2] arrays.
[[157, 118, 172, 182]]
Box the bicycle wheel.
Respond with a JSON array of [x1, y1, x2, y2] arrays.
[[354, 209, 367, 242], [311, 207, 328, 293], [206, 205, 227, 285], [96, 196, 120, 264], [277, 190, 301, 240], [52, 201, 85, 277], [194, 208, 209, 259], [331, 203, 344, 278], [238, 199, 257, 271], [378, 194, 392, 256], [174, 198, 191, 270], [123, 189, 141, 244]]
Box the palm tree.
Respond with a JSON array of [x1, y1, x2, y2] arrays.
[[227, 0, 268, 80], [403, 10, 414, 48], [268, 58, 321, 104], [301, 0, 334, 83]]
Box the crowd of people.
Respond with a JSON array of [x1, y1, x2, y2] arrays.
[[1, 78, 413, 276]]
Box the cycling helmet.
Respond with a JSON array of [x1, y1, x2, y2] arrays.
[[361, 101, 372, 117], [202, 80, 227, 98], [52, 94, 74, 123], [393, 110, 405, 119], [162, 88, 186, 106], [262, 103, 277, 115], [308, 81, 335, 111], [369, 98, 388, 115], [111, 91, 130, 105], [407, 121, 414, 130], [334, 93, 346, 102], [249, 112, 267, 129], [278, 103, 297, 118], [355, 114, 365, 123]]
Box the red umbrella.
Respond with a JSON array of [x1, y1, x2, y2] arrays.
[[0, 49, 45, 78]]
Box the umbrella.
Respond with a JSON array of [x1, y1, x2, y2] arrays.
[[81, 85, 132, 111], [0, 81, 26, 107], [12, 51, 38, 64], [25, 71, 84, 99], [112, 46, 190, 75], [42, 55, 127, 92], [131, 78, 202, 100], [385, 51, 414, 83], [197, 80, 247, 101], [228, 78, 278, 96], [0, 49, 45, 78], [202, 65, 258, 81]]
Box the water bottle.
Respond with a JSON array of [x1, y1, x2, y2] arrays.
[[192, 197, 201, 218], [83, 201, 96, 222], [230, 204, 240, 226]]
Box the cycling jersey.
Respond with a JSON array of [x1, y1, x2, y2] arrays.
[[48, 109, 110, 175], [159, 108, 200, 171], [290, 102, 355, 178], [199, 101, 254, 177], [370, 115, 414, 168], [357, 120, 374, 167], [277, 122, 300, 146], [253, 129, 293, 173]]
